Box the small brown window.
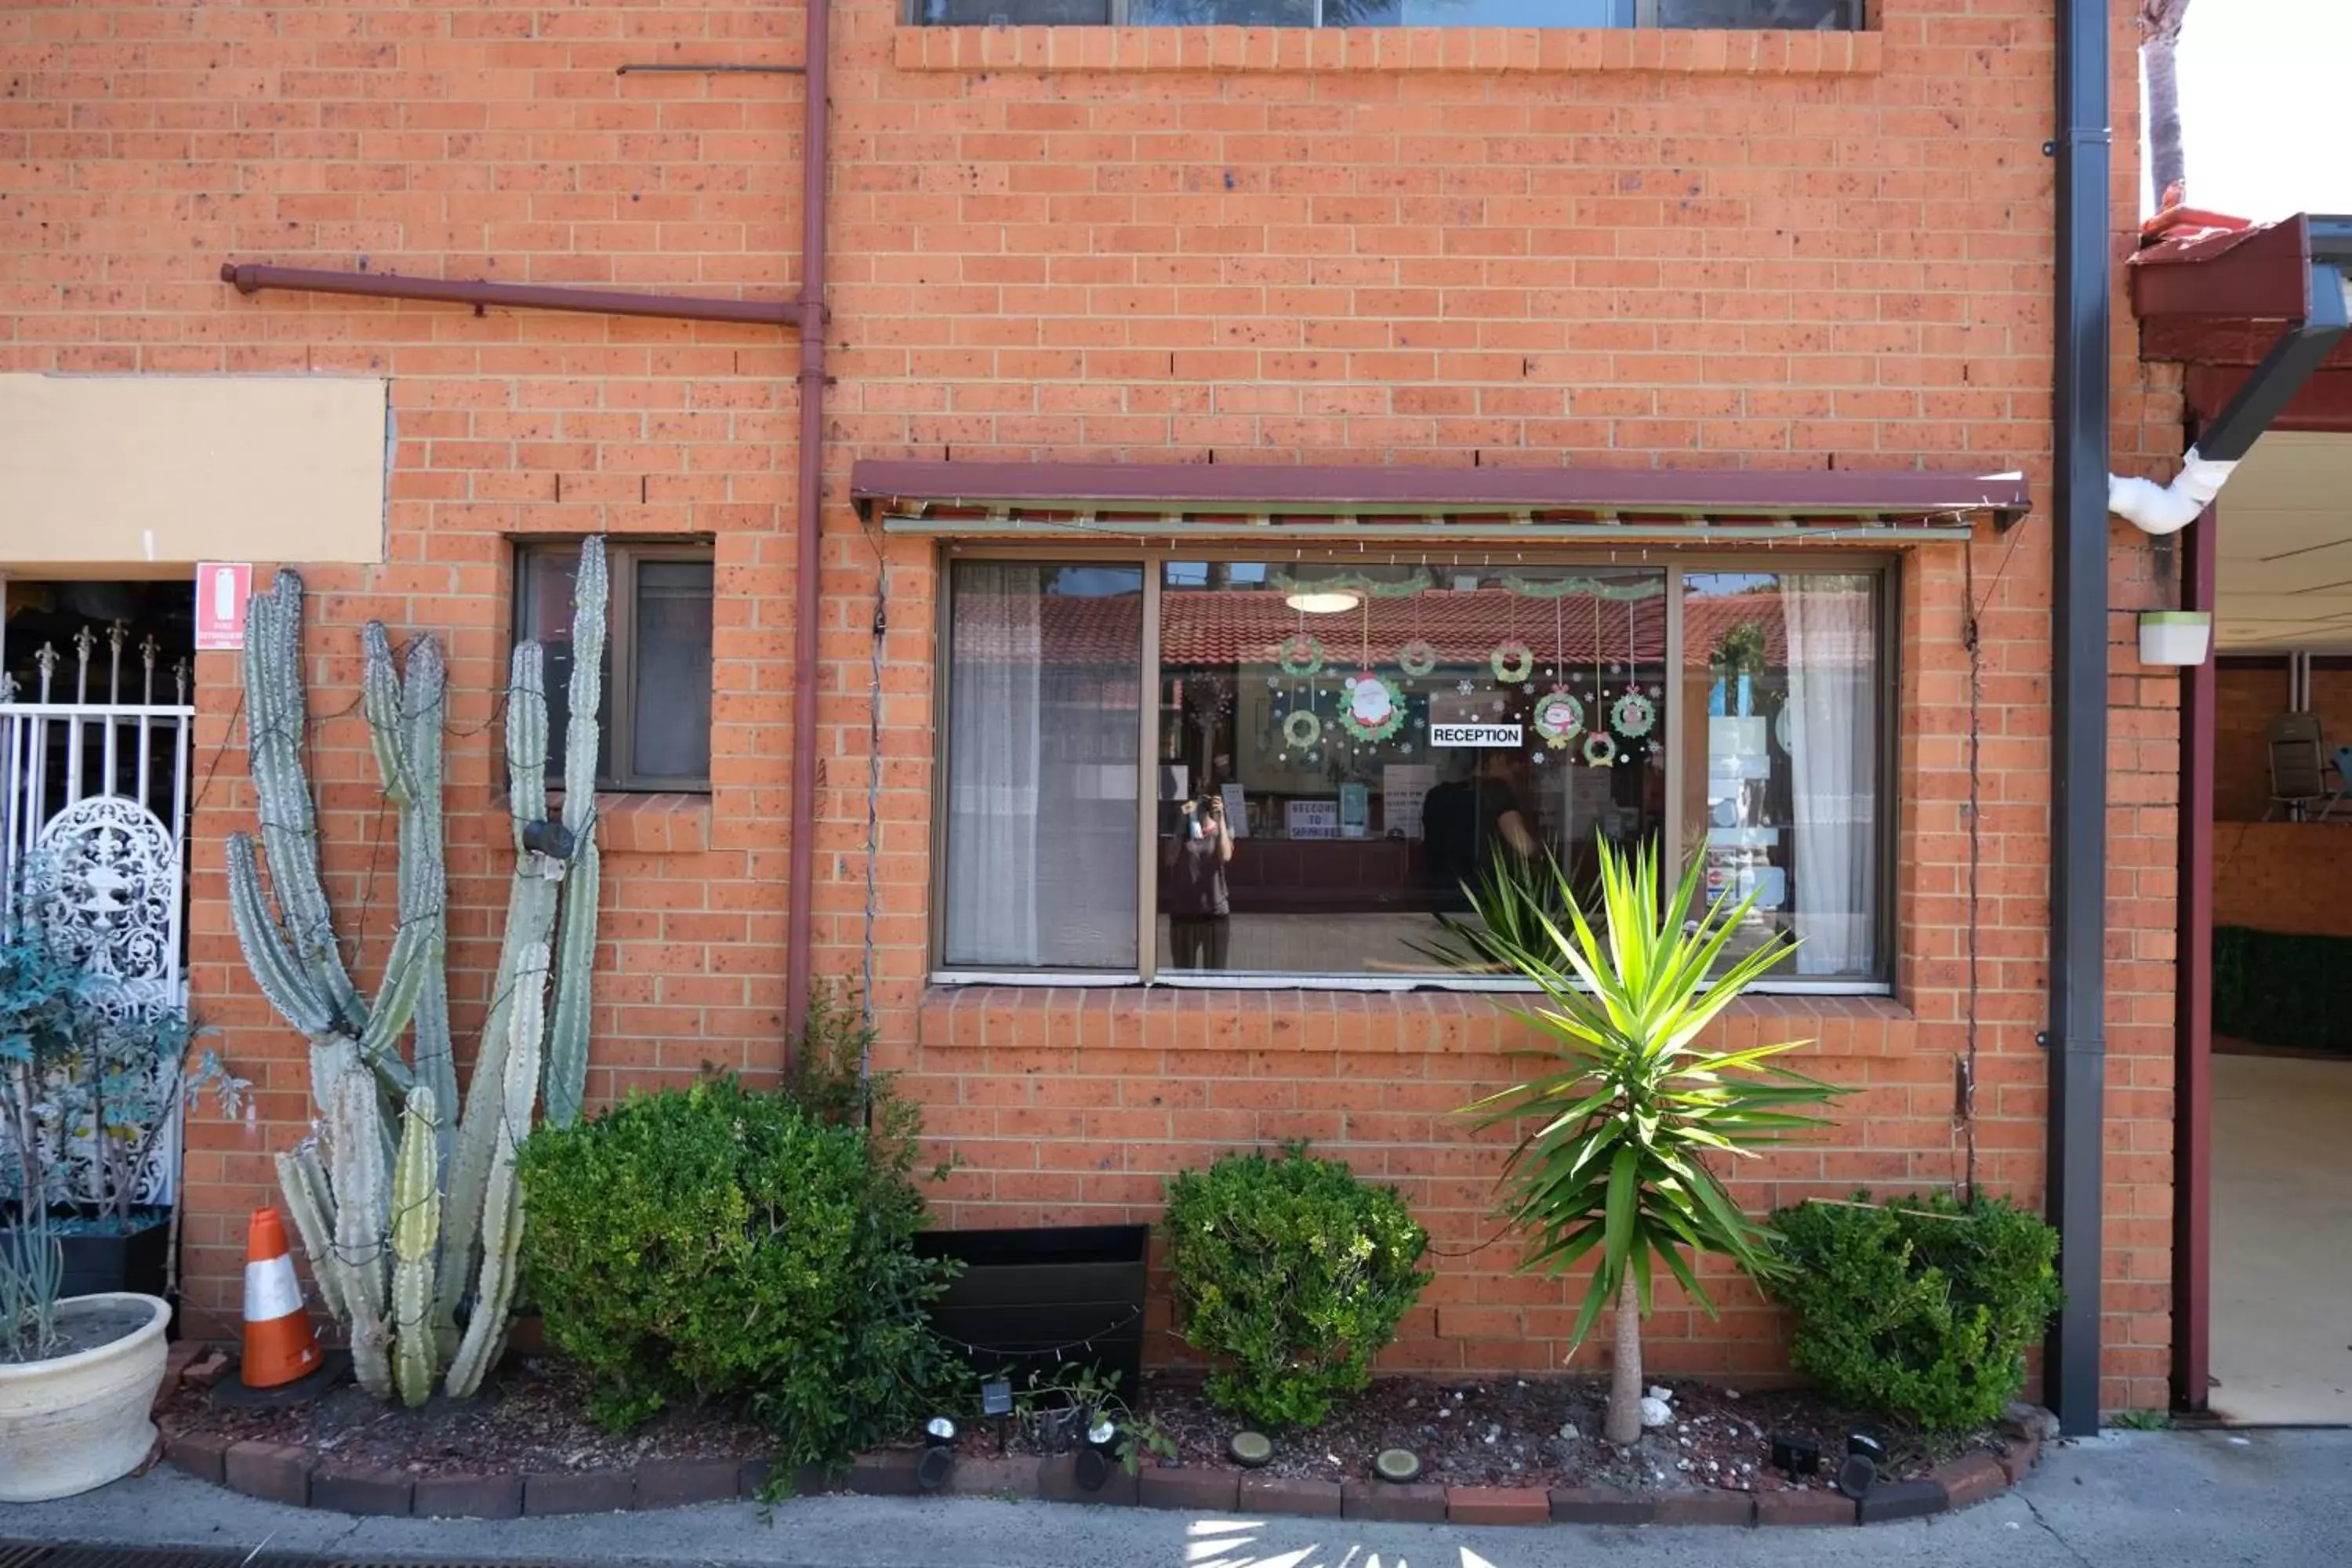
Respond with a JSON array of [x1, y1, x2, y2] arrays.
[[514, 540, 715, 793]]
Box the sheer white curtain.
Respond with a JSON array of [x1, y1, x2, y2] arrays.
[[943, 564, 1139, 970], [946, 565, 1045, 967], [1784, 575, 1876, 976]]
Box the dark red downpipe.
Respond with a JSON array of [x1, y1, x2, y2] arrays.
[[782, 0, 832, 1055]]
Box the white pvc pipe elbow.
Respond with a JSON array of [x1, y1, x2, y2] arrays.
[[2107, 447, 2238, 535]]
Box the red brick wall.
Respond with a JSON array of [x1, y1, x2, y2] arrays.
[[2, 0, 2182, 1409], [2212, 825, 2352, 938], [2214, 660, 2352, 822]]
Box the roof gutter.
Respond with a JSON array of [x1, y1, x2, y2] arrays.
[[2048, 0, 2108, 1439], [2111, 229, 2352, 534]]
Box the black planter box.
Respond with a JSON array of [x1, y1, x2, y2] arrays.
[[914, 1225, 1149, 1397], [0, 1204, 172, 1301]]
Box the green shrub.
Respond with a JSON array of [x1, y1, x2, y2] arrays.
[[518, 1076, 958, 1465], [1163, 1145, 1431, 1428], [1767, 1192, 2063, 1432]]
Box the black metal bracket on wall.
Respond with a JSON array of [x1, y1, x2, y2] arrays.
[[2046, 0, 2109, 1440]]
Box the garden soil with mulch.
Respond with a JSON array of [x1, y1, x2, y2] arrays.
[[1116, 1371, 2009, 1497], [163, 1358, 2011, 1501], [160, 1359, 772, 1479]]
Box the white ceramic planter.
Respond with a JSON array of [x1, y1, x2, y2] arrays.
[[2139, 610, 2213, 667], [0, 1292, 172, 1502]]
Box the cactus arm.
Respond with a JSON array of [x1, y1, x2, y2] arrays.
[[361, 622, 418, 805], [540, 539, 607, 1129], [244, 571, 366, 1033], [509, 641, 549, 837], [327, 1065, 393, 1399], [274, 1146, 349, 1327], [560, 537, 608, 832], [227, 833, 334, 1041], [444, 943, 547, 1399], [402, 637, 457, 1174], [390, 1087, 441, 1406], [543, 833, 598, 1130]]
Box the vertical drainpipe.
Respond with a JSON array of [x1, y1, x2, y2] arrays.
[[2172, 499, 2216, 1413], [2048, 0, 2110, 1438], [785, 0, 833, 1058]]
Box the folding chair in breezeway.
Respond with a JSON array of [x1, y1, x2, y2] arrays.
[[2264, 713, 2329, 820]]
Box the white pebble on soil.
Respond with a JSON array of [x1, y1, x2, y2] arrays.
[[1559, 1423, 1579, 1443], [1639, 1396, 1673, 1428], [1647, 1385, 1672, 1403], [1483, 1423, 1501, 1445]]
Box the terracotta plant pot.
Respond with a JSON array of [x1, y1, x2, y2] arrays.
[[0, 1292, 172, 1502]]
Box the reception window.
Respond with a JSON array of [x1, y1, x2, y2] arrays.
[[914, 0, 1862, 28], [935, 554, 1891, 989]]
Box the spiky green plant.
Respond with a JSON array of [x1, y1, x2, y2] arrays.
[[1426, 837, 1848, 1446], [228, 542, 607, 1404]]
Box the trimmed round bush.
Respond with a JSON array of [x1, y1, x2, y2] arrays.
[[518, 1077, 956, 1465], [1163, 1145, 1431, 1428], [1768, 1192, 2063, 1432]]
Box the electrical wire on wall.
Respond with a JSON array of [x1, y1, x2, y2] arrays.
[[1958, 521, 2027, 1202], [856, 516, 891, 1128]]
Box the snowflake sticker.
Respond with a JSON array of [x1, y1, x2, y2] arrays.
[[1457, 677, 1477, 695]]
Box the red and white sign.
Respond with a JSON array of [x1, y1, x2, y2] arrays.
[[194, 562, 253, 651]]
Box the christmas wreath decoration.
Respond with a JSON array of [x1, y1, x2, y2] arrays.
[[1489, 640, 1535, 685], [1581, 731, 1617, 768], [1277, 633, 1325, 677], [1339, 672, 1406, 743], [1610, 691, 1657, 739], [1397, 639, 1439, 678], [1282, 709, 1323, 750], [1533, 690, 1584, 750]]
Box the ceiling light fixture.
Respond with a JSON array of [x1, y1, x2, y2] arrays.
[[1283, 590, 1362, 615]]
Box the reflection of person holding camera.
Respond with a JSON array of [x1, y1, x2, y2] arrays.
[[1164, 791, 1235, 970]]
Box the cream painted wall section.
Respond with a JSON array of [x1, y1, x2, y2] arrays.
[[0, 375, 387, 573]]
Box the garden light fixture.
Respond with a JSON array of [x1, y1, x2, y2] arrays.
[[916, 1414, 958, 1492], [1074, 1417, 1120, 1492]]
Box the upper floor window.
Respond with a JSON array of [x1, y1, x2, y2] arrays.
[[514, 540, 716, 794], [918, 0, 1860, 26]]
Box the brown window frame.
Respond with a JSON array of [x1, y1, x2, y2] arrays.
[[927, 544, 1900, 994], [513, 538, 717, 795]]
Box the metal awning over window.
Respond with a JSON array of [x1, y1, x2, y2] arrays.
[[849, 459, 2031, 544]]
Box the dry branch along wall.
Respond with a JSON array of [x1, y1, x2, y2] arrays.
[[2, 0, 2183, 1407]]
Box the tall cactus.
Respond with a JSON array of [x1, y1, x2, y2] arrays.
[[227, 540, 608, 1402]]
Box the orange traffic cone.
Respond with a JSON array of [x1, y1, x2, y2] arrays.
[[241, 1207, 323, 1388]]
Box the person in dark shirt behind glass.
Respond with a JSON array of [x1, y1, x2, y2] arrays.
[[1164, 789, 1236, 969], [1422, 749, 1538, 910]]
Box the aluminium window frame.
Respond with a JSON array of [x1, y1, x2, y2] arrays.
[[513, 537, 718, 796], [927, 542, 1899, 995], [898, 0, 1873, 27]]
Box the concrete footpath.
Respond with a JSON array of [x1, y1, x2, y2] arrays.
[[6, 1428, 2350, 1568]]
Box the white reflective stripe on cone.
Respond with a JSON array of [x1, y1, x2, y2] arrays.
[[245, 1254, 304, 1322]]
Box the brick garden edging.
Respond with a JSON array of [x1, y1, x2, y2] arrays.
[[161, 1428, 2044, 1525]]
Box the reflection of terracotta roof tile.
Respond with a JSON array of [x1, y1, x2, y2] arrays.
[[946, 586, 1878, 671]]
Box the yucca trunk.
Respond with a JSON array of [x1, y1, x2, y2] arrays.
[[1605, 1276, 1643, 1446]]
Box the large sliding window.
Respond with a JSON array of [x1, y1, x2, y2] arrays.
[[935, 554, 1892, 989], [916, 0, 1862, 29]]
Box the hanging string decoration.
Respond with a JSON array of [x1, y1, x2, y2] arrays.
[[1534, 690, 1584, 750], [1489, 640, 1535, 685], [1277, 633, 1325, 677], [1582, 584, 1615, 766]]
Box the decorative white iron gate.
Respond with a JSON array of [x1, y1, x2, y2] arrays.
[[2, 624, 195, 1205]]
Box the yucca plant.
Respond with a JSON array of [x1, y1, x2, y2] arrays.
[[1427, 837, 1848, 1446]]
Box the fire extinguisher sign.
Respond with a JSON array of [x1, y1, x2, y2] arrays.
[[194, 562, 253, 651]]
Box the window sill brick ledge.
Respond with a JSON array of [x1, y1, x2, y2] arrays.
[[593, 792, 710, 857], [918, 985, 1913, 1056], [891, 26, 1883, 76]]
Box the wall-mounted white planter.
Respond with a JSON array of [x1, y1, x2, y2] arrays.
[[2139, 610, 2213, 667]]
